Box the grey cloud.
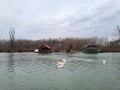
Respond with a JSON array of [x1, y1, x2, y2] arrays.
[[0, 0, 120, 40]]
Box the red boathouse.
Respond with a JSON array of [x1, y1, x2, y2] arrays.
[[38, 44, 52, 53]]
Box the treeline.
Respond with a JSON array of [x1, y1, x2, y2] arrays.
[[0, 37, 116, 52], [0, 25, 120, 52]]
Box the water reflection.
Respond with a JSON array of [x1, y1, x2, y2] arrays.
[[7, 53, 15, 73], [6, 53, 16, 90]]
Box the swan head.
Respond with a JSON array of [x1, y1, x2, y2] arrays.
[[62, 59, 66, 63]]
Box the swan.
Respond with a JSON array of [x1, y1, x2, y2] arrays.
[[102, 60, 106, 64], [34, 49, 39, 53], [57, 59, 66, 68], [88, 59, 91, 63]]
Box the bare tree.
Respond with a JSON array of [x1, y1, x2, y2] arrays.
[[113, 25, 120, 40], [116, 25, 120, 39], [9, 27, 15, 49]]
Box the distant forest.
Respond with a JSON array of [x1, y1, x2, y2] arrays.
[[0, 26, 120, 52]]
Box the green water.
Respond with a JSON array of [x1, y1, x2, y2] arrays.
[[0, 52, 120, 90]]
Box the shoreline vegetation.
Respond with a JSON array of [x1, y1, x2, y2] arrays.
[[0, 37, 120, 53], [0, 26, 120, 53]]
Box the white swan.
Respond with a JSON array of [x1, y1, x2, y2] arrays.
[[87, 59, 91, 63], [57, 59, 66, 68], [102, 60, 106, 64], [34, 49, 39, 53]]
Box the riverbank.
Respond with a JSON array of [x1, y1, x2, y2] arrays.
[[100, 47, 120, 52], [0, 47, 120, 53]]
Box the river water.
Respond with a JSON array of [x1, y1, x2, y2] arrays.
[[0, 52, 120, 90]]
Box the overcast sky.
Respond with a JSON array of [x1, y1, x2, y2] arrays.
[[0, 0, 120, 40]]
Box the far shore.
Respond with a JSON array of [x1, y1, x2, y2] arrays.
[[0, 47, 120, 53]]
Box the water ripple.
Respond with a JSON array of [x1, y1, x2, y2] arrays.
[[0, 52, 120, 90]]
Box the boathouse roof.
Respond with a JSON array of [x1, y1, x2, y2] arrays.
[[39, 44, 51, 49], [85, 44, 97, 48]]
